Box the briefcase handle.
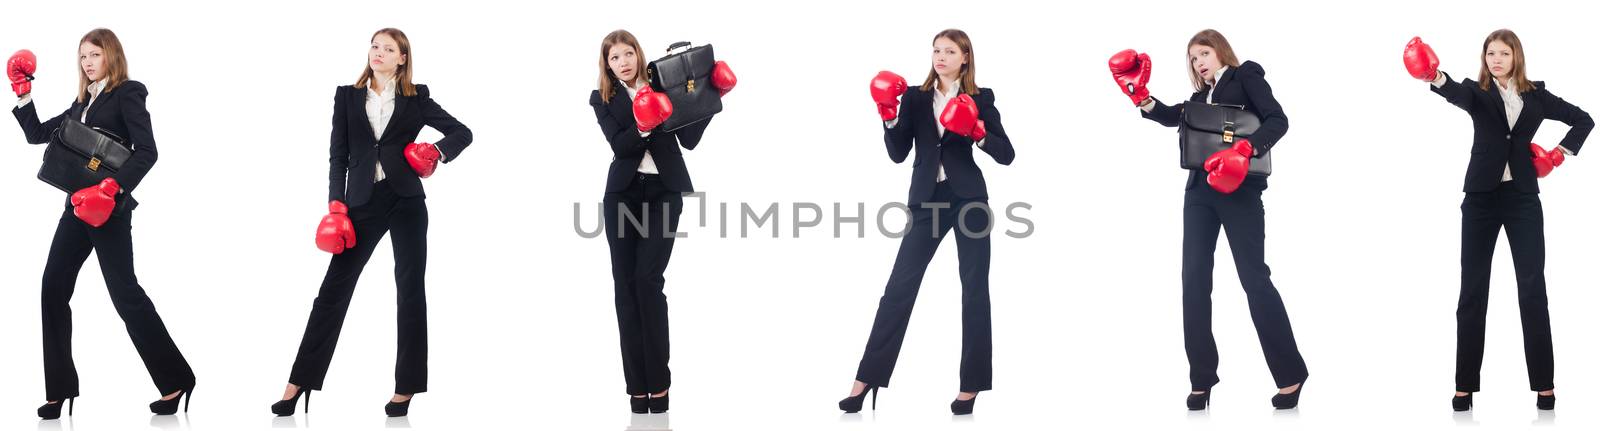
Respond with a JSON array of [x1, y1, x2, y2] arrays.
[[667, 42, 691, 55]]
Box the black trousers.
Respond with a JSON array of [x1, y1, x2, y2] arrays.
[[1181, 183, 1307, 391], [856, 181, 993, 393], [41, 207, 194, 401], [289, 180, 430, 394], [1456, 182, 1553, 392], [603, 174, 683, 395]]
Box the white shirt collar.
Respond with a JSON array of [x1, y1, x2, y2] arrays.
[[86, 79, 108, 96], [1208, 66, 1230, 87], [369, 76, 398, 97], [935, 79, 963, 99], [1493, 78, 1521, 99]]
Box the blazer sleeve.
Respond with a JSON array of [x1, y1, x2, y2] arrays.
[[883, 92, 914, 163], [1539, 86, 1595, 155], [975, 89, 1014, 165], [1238, 63, 1289, 154], [328, 87, 349, 203], [415, 86, 472, 162], [112, 82, 158, 193], [1429, 71, 1478, 112], [670, 116, 712, 151], [590, 90, 649, 158], [1140, 97, 1184, 128], [12, 101, 71, 145]]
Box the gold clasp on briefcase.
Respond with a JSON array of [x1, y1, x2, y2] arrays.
[[1222, 122, 1236, 143], [686, 79, 695, 93], [87, 157, 102, 171]]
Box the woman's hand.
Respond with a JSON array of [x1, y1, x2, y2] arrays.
[[7, 49, 36, 97], [1403, 37, 1441, 81], [1109, 49, 1152, 106]]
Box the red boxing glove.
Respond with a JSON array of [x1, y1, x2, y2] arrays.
[[405, 142, 442, 178], [8, 49, 36, 97], [69, 178, 119, 227], [711, 61, 737, 97], [632, 85, 673, 133], [940, 93, 986, 142], [1403, 37, 1440, 81], [1108, 49, 1152, 106], [869, 70, 907, 122], [1531, 143, 1566, 178], [1204, 139, 1253, 194], [315, 200, 357, 254]]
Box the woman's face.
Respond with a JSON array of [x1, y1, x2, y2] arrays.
[[369, 33, 405, 76], [1484, 40, 1513, 80], [931, 37, 966, 80], [1189, 44, 1223, 83], [79, 42, 105, 82], [607, 44, 638, 84]]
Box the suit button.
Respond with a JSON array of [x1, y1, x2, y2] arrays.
[[1506, 134, 1512, 139]]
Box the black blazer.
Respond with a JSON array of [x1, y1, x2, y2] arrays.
[[330, 84, 472, 207], [1142, 61, 1288, 191], [590, 84, 711, 193], [884, 87, 1015, 206], [13, 80, 158, 214], [1430, 71, 1593, 193]]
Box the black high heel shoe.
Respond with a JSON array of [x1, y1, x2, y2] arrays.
[[648, 392, 669, 414], [385, 395, 412, 417], [838, 386, 879, 413], [1452, 393, 1473, 411], [150, 387, 193, 415], [1271, 382, 1304, 410], [271, 389, 310, 416], [630, 395, 649, 414], [1536, 393, 1555, 410], [950, 393, 978, 415], [37, 398, 74, 420], [1187, 391, 1210, 410]]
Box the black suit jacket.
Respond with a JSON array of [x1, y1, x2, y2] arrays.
[[13, 80, 158, 214], [590, 85, 711, 193], [884, 87, 1015, 206], [1142, 61, 1288, 191], [1430, 72, 1593, 193], [330, 84, 472, 207]]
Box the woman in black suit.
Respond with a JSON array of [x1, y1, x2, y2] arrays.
[[840, 28, 1014, 416], [589, 29, 729, 415], [7, 28, 195, 419], [271, 28, 472, 418], [1110, 29, 1307, 410], [1403, 30, 1592, 412]]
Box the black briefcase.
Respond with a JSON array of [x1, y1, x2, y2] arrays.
[[647, 42, 721, 132], [38, 118, 132, 193], [1178, 101, 1271, 176]]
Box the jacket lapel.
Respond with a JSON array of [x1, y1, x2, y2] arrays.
[[377, 91, 409, 144], [1509, 90, 1541, 138], [1210, 68, 1236, 105], [1485, 81, 1510, 132], [350, 87, 375, 144]]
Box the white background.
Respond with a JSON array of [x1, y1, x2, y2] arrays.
[[2, 0, 1599, 430]]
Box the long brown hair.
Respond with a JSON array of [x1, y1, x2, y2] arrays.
[[1185, 29, 1241, 91], [76, 28, 129, 103], [1478, 29, 1533, 93], [919, 29, 979, 96], [597, 30, 647, 102], [355, 28, 417, 97]]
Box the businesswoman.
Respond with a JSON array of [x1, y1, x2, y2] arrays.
[[1108, 29, 1307, 410], [1402, 30, 1592, 412], [590, 29, 735, 415], [6, 28, 195, 419], [840, 28, 1014, 416], [270, 27, 472, 418]]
